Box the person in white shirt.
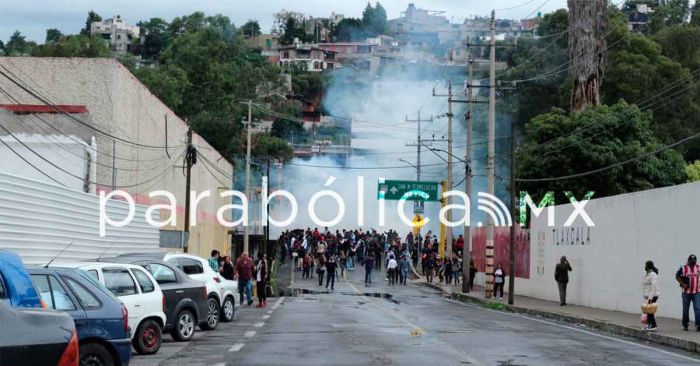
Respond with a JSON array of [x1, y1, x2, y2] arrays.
[[387, 257, 399, 286], [494, 263, 505, 299]]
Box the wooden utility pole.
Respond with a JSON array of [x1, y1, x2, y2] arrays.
[[243, 100, 253, 254], [508, 122, 516, 305], [183, 124, 193, 253], [485, 10, 497, 299], [462, 57, 474, 293], [405, 112, 434, 181]]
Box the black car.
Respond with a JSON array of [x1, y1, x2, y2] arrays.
[[99, 257, 208, 342], [0, 300, 79, 366]]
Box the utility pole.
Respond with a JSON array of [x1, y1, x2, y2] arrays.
[[462, 56, 474, 293], [405, 112, 433, 181], [508, 122, 517, 305], [183, 123, 193, 253], [486, 10, 497, 299], [243, 100, 253, 255], [433, 81, 455, 256]]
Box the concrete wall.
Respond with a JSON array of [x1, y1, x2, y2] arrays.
[[516, 182, 700, 319], [0, 57, 234, 258]]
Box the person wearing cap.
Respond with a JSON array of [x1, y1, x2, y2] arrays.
[[676, 254, 700, 331]]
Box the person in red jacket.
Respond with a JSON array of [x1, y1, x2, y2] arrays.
[[236, 252, 254, 306]]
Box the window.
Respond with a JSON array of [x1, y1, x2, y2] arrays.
[[145, 263, 178, 285], [131, 269, 155, 293], [31, 275, 76, 311], [103, 268, 138, 296], [283, 51, 290, 59], [179, 258, 204, 275], [64, 277, 101, 309], [87, 270, 99, 282]]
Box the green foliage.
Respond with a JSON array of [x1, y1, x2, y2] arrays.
[[81, 11, 102, 36], [252, 134, 294, 162], [132, 64, 190, 110], [649, 0, 690, 33], [280, 17, 309, 45], [136, 18, 170, 60], [331, 18, 367, 42], [538, 8, 568, 47], [692, 1, 700, 25], [32, 34, 110, 57], [271, 116, 306, 142], [654, 25, 700, 69], [45, 28, 63, 43], [687, 160, 700, 182], [292, 72, 324, 99], [4, 31, 34, 55], [517, 102, 687, 200], [362, 2, 388, 36], [241, 20, 261, 37]]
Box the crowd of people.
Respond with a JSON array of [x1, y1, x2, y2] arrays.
[[208, 249, 270, 308], [277, 227, 480, 290]]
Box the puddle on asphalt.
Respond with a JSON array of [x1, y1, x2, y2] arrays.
[[279, 288, 401, 304]]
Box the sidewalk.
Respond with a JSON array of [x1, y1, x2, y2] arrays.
[[416, 280, 700, 354]]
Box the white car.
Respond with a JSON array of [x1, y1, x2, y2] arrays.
[[162, 253, 238, 329], [54, 262, 167, 355]]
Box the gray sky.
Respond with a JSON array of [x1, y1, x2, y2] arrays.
[[0, 0, 569, 44]]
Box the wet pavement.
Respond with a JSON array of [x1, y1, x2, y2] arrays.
[[130, 266, 700, 366]]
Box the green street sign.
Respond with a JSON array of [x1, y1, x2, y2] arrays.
[[377, 179, 440, 201]]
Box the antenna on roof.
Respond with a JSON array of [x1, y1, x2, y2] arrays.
[[44, 242, 74, 268], [96, 240, 118, 262]]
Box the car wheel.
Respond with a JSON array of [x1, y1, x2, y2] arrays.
[[200, 297, 220, 331], [132, 319, 162, 355], [170, 309, 196, 341], [79, 342, 115, 366], [222, 296, 235, 322]]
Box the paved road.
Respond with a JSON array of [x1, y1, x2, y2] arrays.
[[131, 266, 700, 366]]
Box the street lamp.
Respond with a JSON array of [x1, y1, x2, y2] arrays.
[[398, 158, 417, 169]]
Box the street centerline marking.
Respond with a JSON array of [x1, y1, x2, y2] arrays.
[[254, 322, 265, 328], [262, 314, 270, 319], [272, 297, 285, 309], [228, 344, 244, 352], [244, 330, 256, 338]]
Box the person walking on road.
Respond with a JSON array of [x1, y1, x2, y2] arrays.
[[221, 256, 235, 280], [365, 250, 375, 286], [255, 252, 268, 308], [387, 256, 398, 286], [399, 255, 410, 285], [317, 253, 326, 286], [676, 254, 700, 331], [235, 252, 254, 306], [494, 263, 505, 299], [643, 260, 660, 331], [425, 254, 435, 283], [326, 255, 337, 290], [555, 256, 573, 306]]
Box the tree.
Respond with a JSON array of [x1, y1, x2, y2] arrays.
[[131, 64, 190, 109], [538, 9, 568, 48], [692, 1, 700, 25], [0, 40, 4, 54], [280, 17, 308, 45], [45, 28, 63, 43], [331, 18, 366, 41], [361, 2, 388, 36], [4, 31, 32, 56], [687, 160, 700, 182], [136, 18, 170, 60], [252, 134, 294, 162], [81, 11, 102, 36], [517, 101, 687, 200], [649, 0, 690, 33], [241, 20, 261, 37], [32, 34, 111, 57], [568, 0, 608, 112], [654, 25, 700, 70]]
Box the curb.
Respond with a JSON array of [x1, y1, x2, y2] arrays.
[[417, 282, 700, 354]]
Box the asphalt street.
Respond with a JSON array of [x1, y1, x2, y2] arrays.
[[131, 266, 700, 366]]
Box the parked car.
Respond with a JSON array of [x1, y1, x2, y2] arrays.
[[99, 257, 208, 342], [117, 253, 238, 330], [28, 267, 132, 366], [0, 300, 79, 366], [54, 262, 166, 355], [0, 251, 44, 308]]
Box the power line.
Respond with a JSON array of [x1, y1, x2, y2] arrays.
[[0, 134, 66, 187], [516, 130, 700, 182], [0, 65, 174, 150], [496, 0, 538, 11]]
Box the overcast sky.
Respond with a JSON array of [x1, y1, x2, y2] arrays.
[[0, 0, 569, 43]]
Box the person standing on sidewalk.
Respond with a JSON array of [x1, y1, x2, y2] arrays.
[[555, 256, 572, 306], [643, 260, 660, 332], [326, 255, 337, 291], [676, 254, 700, 331], [469, 260, 477, 291], [235, 252, 254, 306], [494, 263, 505, 299]]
